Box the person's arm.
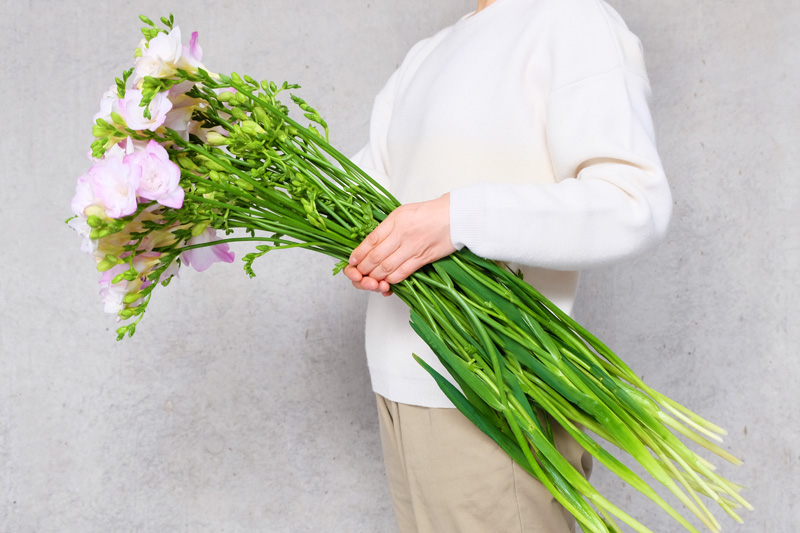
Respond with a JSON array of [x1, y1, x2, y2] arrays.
[[348, 2, 671, 290], [448, 67, 672, 270]]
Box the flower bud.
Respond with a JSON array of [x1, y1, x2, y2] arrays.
[[86, 215, 103, 228], [123, 292, 142, 304], [85, 205, 107, 219], [205, 131, 229, 146], [253, 106, 268, 125], [97, 258, 118, 272], [236, 179, 254, 191], [241, 120, 265, 135], [203, 158, 226, 172], [230, 107, 248, 122], [110, 112, 126, 126], [191, 220, 210, 237], [217, 91, 234, 103], [177, 155, 198, 170]]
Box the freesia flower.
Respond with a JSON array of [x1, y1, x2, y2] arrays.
[[133, 27, 183, 83], [88, 153, 141, 218], [179, 31, 203, 70], [118, 89, 173, 131], [140, 226, 181, 252], [125, 140, 184, 208], [133, 28, 206, 86], [98, 263, 130, 314], [159, 260, 180, 283], [93, 208, 172, 262], [181, 228, 235, 272], [94, 84, 121, 123], [98, 252, 164, 315], [67, 216, 97, 255], [163, 89, 202, 135], [71, 173, 96, 217]]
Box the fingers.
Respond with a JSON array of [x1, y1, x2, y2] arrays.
[[384, 256, 425, 284], [350, 207, 421, 279], [349, 218, 393, 268], [344, 265, 362, 283], [347, 193, 455, 289], [345, 264, 392, 294]]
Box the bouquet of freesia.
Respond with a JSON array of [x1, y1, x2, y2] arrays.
[[69, 15, 750, 533]]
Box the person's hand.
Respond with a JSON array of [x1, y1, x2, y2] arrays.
[[344, 193, 456, 295]]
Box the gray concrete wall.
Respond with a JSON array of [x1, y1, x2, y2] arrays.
[[1, 1, 796, 531]]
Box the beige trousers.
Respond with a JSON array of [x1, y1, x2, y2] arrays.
[[376, 394, 593, 533]]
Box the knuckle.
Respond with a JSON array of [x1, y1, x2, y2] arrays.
[[379, 259, 394, 273], [387, 265, 411, 284]]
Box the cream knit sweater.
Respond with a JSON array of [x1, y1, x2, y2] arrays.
[[352, 0, 672, 407]]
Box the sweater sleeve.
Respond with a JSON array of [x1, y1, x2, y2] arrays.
[[449, 11, 671, 271]]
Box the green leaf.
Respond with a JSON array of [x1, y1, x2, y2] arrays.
[[412, 354, 535, 479], [409, 311, 505, 412]]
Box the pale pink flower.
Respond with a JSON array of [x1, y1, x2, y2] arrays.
[[133, 28, 206, 86], [98, 253, 163, 315], [67, 216, 97, 255], [119, 89, 173, 132], [181, 228, 235, 272], [179, 31, 203, 70], [132, 252, 163, 284], [94, 84, 121, 123], [159, 260, 180, 283], [89, 154, 141, 218], [133, 27, 183, 83], [98, 263, 130, 314], [125, 140, 184, 209], [163, 90, 201, 134], [71, 173, 96, 217], [140, 226, 180, 252]]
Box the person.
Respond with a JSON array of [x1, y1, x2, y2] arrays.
[[345, 0, 672, 531]]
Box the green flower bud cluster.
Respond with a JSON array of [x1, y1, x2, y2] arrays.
[[90, 118, 127, 158], [139, 76, 180, 120], [86, 213, 127, 241], [290, 94, 329, 141], [138, 14, 174, 43]]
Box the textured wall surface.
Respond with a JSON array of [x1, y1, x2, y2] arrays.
[[1, 1, 797, 532]]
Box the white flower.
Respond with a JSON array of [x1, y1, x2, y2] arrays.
[[133, 27, 183, 83]]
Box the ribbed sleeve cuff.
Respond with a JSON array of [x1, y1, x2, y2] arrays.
[[449, 182, 489, 251]]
